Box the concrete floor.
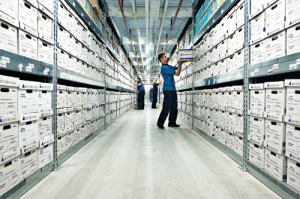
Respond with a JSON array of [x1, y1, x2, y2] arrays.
[[21, 102, 280, 199]]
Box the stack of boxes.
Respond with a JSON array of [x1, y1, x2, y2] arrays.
[[56, 85, 105, 157], [0, 75, 54, 195], [193, 1, 245, 83], [179, 85, 244, 157], [250, 0, 300, 65], [248, 80, 300, 188]]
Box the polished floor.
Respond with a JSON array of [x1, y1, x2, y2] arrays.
[[21, 102, 280, 199]]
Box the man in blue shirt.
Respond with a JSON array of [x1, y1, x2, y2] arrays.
[[157, 53, 186, 129], [136, 77, 145, 110]]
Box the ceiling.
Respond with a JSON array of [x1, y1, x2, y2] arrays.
[[104, 0, 193, 83]]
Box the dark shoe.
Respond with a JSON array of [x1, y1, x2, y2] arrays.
[[152, 107, 157, 109], [168, 124, 180, 127], [158, 125, 164, 129]]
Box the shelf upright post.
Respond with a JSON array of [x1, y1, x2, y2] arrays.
[[241, 0, 250, 171], [104, 52, 107, 129], [52, 0, 59, 170]]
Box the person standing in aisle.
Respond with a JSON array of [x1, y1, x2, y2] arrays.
[[157, 53, 186, 129], [152, 79, 163, 108], [136, 77, 145, 110]]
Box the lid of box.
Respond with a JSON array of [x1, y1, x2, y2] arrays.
[[0, 114, 19, 124], [57, 84, 67, 90], [219, 87, 227, 92], [40, 110, 53, 117], [21, 141, 39, 154], [57, 108, 67, 114], [0, 75, 19, 87], [20, 112, 39, 123], [249, 83, 264, 89], [285, 79, 300, 87], [0, 148, 20, 165], [38, 3, 54, 19], [39, 83, 53, 91], [40, 135, 54, 147], [264, 81, 285, 88], [65, 107, 74, 112], [284, 115, 300, 126], [81, 88, 88, 92], [226, 86, 234, 91], [264, 112, 283, 122], [213, 88, 219, 92], [19, 80, 39, 90], [26, 0, 38, 8], [233, 86, 243, 91], [67, 86, 75, 91], [237, 0, 244, 8], [248, 109, 264, 117]]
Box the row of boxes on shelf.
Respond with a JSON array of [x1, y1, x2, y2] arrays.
[[0, 75, 54, 196], [248, 80, 300, 190], [175, 62, 193, 88], [250, 0, 300, 65], [194, 48, 244, 82], [0, 0, 54, 64], [106, 52, 135, 90], [195, 0, 244, 52]]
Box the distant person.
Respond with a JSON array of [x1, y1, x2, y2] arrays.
[[152, 79, 163, 109], [157, 53, 186, 129], [136, 77, 145, 110], [150, 87, 153, 102]]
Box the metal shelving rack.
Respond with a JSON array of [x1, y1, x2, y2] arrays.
[[0, 0, 136, 198], [177, 0, 300, 198]]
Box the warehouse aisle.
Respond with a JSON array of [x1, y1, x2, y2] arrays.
[[21, 103, 280, 199]]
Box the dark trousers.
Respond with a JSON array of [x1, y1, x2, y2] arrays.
[[157, 91, 178, 126], [138, 90, 145, 109], [152, 92, 157, 108]]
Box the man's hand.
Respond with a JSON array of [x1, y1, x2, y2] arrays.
[[178, 61, 187, 65]]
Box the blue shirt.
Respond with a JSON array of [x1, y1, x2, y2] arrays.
[[137, 80, 145, 92], [161, 64, 177, 91]]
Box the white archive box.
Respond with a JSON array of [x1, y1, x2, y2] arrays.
[[250, 40, 266, 65], [264, 119, 286, 154], [234, 135, 243, 156], [235, 111, 244, 136], [227, 33, 235, 56], [38, 83, 52, 111], [18, 30, 38, 60], [74, 88, 82, 108], [38, 0, 53, 13], [233, 86, 244, 110], [65, 11, 76, 35], [236, 1, 244, 28], [286, 79, 300, 118], [235, 49, 244, 69], [249, 116, 265, 145], [65, 111, 74, 132], [225, 132, 235, 150], [250, 12, 266, 45], [0, 20, 18, 54], [39, 112, 52, 140], [178, 49, 193, 61], [286, 123, 300, 162], [57, 108, 65, 135], [287, 158, 300, 191], [0, 156, 21, 196], [57, 26, 67, 50], [287, 24, 300, 55], [38, 39, 53, 65], [0, 122, 19, 155], [20, 149, 38, 179], [249, 83, 265, 115], [66, 86, 75, 108], [57, 48, 67, 69], [57, 84, 67, 108], [37, 10, 53, 44], [226, 54, 235, 72], [235, 26, 244, 52], [264, 148, 287, 181], [19, 0, 38, 37], [217, 58, 227, 75], [218, 39, 227, 60], [227, 9, 236, 37], [250, 0, 264, 18], [38, 135, 53, 168], [265, 0, 285, 37], [57, 1, 66, 28], [81, 88, 88, 107], [0, 75, 19, 116], [286, 0, 300, 28], [0, 0, 19, 27], [265, 31, 286, 61], [73, 109, 82, 127], [18, 80, 39, 114], [264, 81, 286, 119], [18, 112, 39, 153], [218, 128, 226, 145], [249, 142, 265, 169], [67, 34, 75, 56]]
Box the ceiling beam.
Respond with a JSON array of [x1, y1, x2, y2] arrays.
[[108, 6, 192, 18], [122, 37, 177, 45]]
